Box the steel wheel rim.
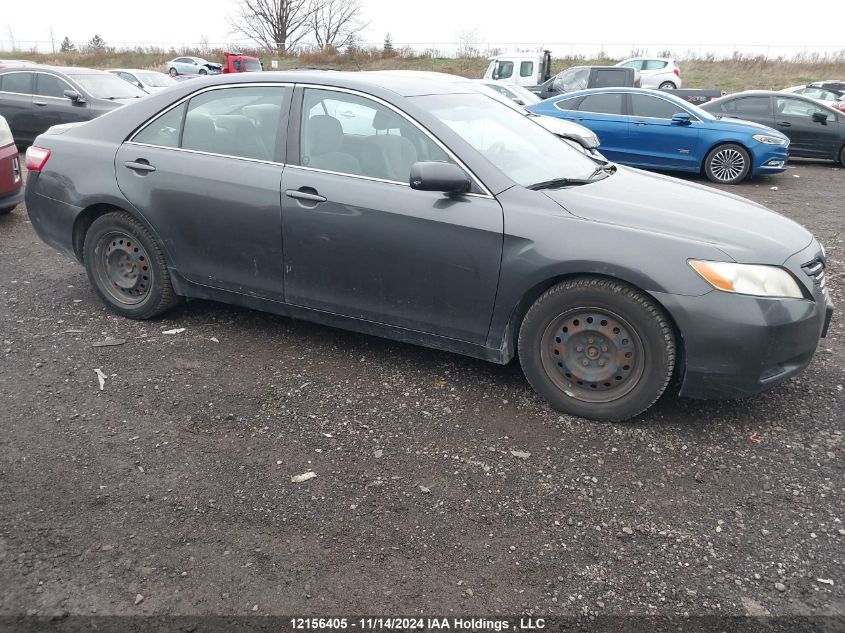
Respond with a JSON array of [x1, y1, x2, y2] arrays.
[[94, 231, 153, 306], [711, 148, 746, 182], [539, 308, 645, 403]]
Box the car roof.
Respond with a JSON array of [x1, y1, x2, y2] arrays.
[[552, 87, 692, 104], [109, 68, 163, 74], [162, 70, 478, 97], [0, 65, 107, 76], [705, 90, 842, 112]]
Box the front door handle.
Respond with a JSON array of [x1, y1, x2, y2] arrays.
[[633, 121, 648, 126], [33, 100, 48, 107], [778, 121, 792, 127], [285, 189, 326, 203], [124, 160, 156, 173]]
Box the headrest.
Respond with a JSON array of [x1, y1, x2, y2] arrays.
[[307, 115, 344, 155]]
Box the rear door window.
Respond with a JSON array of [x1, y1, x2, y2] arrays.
[[643, 60, 668, 70], [722, 96, 771, 116], [181, 86, 289, 161], [577, 93, 624, 115], [0, 72, 33, 94]]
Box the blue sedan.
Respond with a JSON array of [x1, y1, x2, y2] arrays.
[[527, 88, 790, 184]]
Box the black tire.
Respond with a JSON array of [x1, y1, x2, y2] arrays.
[[198, 68, 207, 75], [658, 81, 676, 90], [518, 277, 676, 421], [82, 211, 180, 320], [0, 205, 14, 215], [168, 67, 178, 77], [839, 144, 845, 166], [703, 143, 751, 185]]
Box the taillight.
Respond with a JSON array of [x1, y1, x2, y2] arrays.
[[25, 146, 51, 172], [673, 68, 680, 76]]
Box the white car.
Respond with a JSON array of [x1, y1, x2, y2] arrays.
[[479, 81, 541, 106], [108, 69, 177, 94], [781, 84, 843, 108], [615, 57, 682, 90]]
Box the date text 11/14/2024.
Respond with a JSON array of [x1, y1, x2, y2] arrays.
[[290, 617, 547, 630]]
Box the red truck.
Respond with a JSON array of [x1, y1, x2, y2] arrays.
[[222, 52, 262, 74]]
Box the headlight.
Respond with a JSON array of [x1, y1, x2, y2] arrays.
[[752, 134, 787, 145], [689, 260, 803, 299]]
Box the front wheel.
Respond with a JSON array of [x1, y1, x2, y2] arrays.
[[839, 144, 845, 166], [658, 81, 676, 90], [198, 68, 207, 75], [704, 143, 751, 184], [168, 67, 178, 77], [83, 211, 180, 319], [0, 204, 15, 215], [518, 277, 676, 421]]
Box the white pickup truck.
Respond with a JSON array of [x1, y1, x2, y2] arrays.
[[483, 51, 553, 87]]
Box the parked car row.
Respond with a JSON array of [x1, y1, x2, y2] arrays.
[[526, 86, 845, 184], [21, 70, 833, 422]]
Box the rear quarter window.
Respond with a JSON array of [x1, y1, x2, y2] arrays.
[[553, 97, 582, 111]]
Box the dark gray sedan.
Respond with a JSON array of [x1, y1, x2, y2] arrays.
[[23, 71, 833, 421], [0, 66, 146, 146]]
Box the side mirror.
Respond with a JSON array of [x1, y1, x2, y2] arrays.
[[136, 81, 144, 89], [512, 97, 525, 106], [812, 111, 828, 124], [63, 89, 85, 103], [410, 162, 471, 195], [671, 112, 691, 125]]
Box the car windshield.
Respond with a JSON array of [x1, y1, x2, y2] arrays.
[[74, 74, 146, 99], [416, 92, 602, 187], [136, 71, 176, 88]]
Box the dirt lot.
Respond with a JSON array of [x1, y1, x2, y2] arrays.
[[0, 158, 843, 624]]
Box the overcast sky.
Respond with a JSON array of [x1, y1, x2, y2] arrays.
[[3, 0, 841, 54]]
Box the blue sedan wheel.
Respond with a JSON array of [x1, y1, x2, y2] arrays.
[[704, 143, 751, 185]]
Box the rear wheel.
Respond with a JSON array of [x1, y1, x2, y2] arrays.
[[83, 211, 180, 319], [198, 68, 207, 76], [704, 143, 751, 184], [518, 277, 676, 421], [658, 81, 676, 90], [839, 144, 845, 166], [168, 67, 178, 77]]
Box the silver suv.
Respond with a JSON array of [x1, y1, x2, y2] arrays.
[[615, 57, 682, 89]]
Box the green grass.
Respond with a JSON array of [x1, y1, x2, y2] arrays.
[[2, 47, 844, 92]]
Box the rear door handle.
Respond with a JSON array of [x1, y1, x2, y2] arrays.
[[778, 121, 792, 127], [633, 121, 648, 126], [124, 160, 156, 173], [33, 100, 48, 107], [285, 189, 326, 203]]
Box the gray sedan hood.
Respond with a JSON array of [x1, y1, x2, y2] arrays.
[[543, 166, 813, 264]]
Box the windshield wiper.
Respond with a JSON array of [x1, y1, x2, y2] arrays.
[[588, 162, 617, 179], [528, 177, 594, 190]]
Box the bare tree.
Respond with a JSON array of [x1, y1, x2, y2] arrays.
[[309, 0, 367, 51], [228, 0, 314, 53], [5, 24, 15, 51]]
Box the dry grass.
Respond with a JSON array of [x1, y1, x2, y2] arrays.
[[2, 47, 844, 92]]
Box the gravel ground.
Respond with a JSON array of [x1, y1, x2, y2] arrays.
[[0, 158, 843, 624]]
